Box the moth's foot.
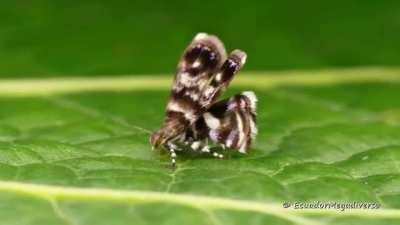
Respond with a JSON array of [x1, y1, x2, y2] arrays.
[[167, 142, 179, 168], [169, 149, 177, 168], [212, 151, 224, 159]]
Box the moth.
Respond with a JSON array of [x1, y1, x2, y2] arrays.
[[150, 33, 257, 166]]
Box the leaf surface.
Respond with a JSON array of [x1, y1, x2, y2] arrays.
[[0, 68, 400, 225]]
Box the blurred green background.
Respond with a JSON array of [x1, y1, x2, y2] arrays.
[[1, 0, 399, 78]]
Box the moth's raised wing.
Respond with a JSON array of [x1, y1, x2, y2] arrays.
[[167, 33, 227, 125], [151, 33, 227, 148], [195, 91, 258, 153], [168, 33, 247, 123]]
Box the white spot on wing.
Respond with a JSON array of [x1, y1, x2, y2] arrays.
[[215, 73, 222, 82], [167, 101, 196, 123], [179, 72, 194, 87], [203, 112, 220, 129], [189, 93, 199, 101], [192, 61, 201, 68], [167, 101, 182, 112]]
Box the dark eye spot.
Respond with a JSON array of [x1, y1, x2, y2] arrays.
[[185, 44, 202, 63], [199, 48, 218, 69], [223, 59, 238, 74]]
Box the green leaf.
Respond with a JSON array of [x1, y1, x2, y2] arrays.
[[0, 68, 400, 225]]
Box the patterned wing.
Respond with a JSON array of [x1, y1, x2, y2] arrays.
[[151, 33, 227, 148], [168, 33, 227, 125]]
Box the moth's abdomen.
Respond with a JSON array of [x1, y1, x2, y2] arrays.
[[200, 91, 258, 153]]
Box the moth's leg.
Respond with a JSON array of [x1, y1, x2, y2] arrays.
[[190, 138, 211, 153], [187, 138, 223, 159], [184, 138, 224, 160], [201, 143, 211, 153], [196, 139, 223, 159], [167, 141, 180, 167]]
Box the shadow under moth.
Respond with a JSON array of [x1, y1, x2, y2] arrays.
[[150, 33, 258, 166]]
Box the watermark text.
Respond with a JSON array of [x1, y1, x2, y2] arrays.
[[282, 201, 381, 211]]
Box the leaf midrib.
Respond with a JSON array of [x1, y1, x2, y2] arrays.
[[1, 180, 399, 220], [0, 67, 399, 97]]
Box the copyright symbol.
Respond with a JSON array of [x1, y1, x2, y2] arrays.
[[283, 202, 291, 208]]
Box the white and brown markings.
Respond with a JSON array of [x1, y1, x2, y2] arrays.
[[150, 33, 258, 166]]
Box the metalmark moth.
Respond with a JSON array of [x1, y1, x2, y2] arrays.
[[150, 33, 257, 166]]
